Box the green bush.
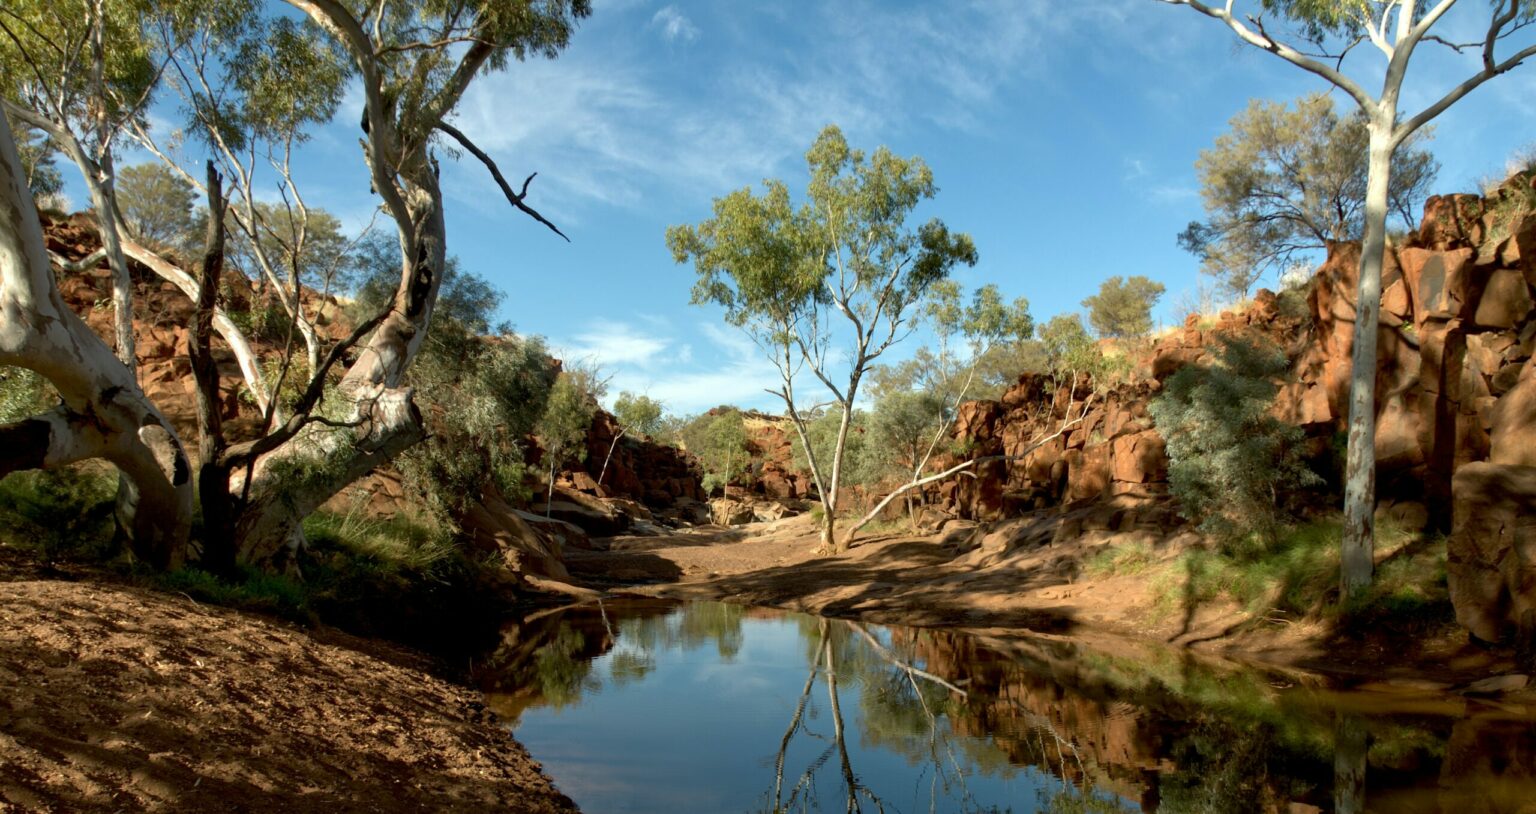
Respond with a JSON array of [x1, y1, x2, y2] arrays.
[[0, 466, 118, 560], [0, 366, 54, 423], [1149, 335, 1321, 550], [399, 331, 554, 519]]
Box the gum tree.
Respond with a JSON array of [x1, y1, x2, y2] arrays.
[[670, 124, 977, 552], [1159, 0, 1536, 594], [222, 0, 584, 566], [1179, 93, 1438, 299], [0, 108, 191, 568]]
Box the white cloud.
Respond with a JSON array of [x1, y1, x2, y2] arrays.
[[440, 0, 1090, 221], [551, 319, 783, 414], [650, 5, 699, 43], [560, 319, 673, 367]]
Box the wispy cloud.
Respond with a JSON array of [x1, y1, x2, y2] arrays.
[[560, 319, 673, 367], [552, 319, 781, 414], [650, 5, 699, 43], [441, 0, 1091, 221]]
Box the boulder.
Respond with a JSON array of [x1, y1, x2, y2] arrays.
[[1065, 444, 1110, 502], [544, 487, 631, 537], [460, 497, 570, 580], [1446, 462, 1536, 644], [512, 510, 593, 553], [1489, 359, 1536, 467], [1472, 268, 1534, 330], [708, 497, 755, 526], [751, 500, 800, 523], [1109, 430, 1165, 484]]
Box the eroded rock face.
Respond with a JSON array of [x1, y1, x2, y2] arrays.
[[935, 184, 1536, 640], [567, 411, 706, 508], [1447, 463, 1536, 645]]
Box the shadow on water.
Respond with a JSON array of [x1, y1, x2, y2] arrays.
[[474, 600, 1536, 813]]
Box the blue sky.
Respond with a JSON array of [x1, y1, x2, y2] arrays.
[[102, 0, 1536, 414]]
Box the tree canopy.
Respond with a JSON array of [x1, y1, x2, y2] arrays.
[[670, 123, 976, 550], [1179, 93, 1438, 298], [1082, 275, 1165, 339]]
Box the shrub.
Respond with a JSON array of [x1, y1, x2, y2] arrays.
[[1149, 335, 1321, 549], [0, 465, 117, 560], [398, 331, 554, 519]]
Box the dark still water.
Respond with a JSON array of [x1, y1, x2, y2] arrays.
[[474, 600, 1536, 814]]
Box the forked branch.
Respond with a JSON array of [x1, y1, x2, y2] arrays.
[[435, 120, 569, 241]]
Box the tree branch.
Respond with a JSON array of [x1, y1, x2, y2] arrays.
[[434, 120, 569, 241]]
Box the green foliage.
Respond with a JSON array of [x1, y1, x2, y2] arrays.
[[867, 389, 948, 479], [115, 162, 199, 251], [1152, 515, 1448, 629], [0, 366, 55, 423], [1150, 336, 1320, 547], [1082, 275, 1165, 339], [1180, 93, 1438, 298], [0, 466, 117, 560], [399, 331, 555, 517], [790, 410, 880, 491], [695, 409, 749, 494], [1035, 313, 1108, 386], [152, 506, 511, 654], [154, 566, 312, 622], [537, 371, 597, 472], [612, 391, 665, 437], [0, 0, 161, 132]]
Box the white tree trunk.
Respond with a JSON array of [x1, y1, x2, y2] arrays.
[[118, 235, 274, 415], [597, 427, 625, 487], [823, 371, 865, 553], [1340, 123, 1393, 595], [0, 109, 192, 568], [231, 165, 441, 566]]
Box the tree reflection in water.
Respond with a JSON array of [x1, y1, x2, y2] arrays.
[[477, 601, 1536, 814]]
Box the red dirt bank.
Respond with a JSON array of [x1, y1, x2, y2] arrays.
[[0, 549, 577, 813]]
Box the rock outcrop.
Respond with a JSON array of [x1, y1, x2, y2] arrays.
[[562, 411, 706, 508], [1447, 463, 1536, 646], [935, 176, 1536, 642]]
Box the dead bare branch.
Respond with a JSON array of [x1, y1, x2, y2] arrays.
[[434, 120, 569, 241]]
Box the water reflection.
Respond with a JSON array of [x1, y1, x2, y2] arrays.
[[475, 601, 1536, 813]]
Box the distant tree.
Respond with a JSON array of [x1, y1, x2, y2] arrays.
[[1178, 93, 1437, 299], [13, 125, 62, 199], [1149, 336, 1321, 548], [790, 410, 877, 497], [597, 391, 666, 487], [1159, 0, 1536, 595], [670, 124, 977, 552], [700, 409, 750, 499], [613, 392, 665, 438], [536, 372, 598, 517], [115, 162, 199, 252], [1082, 275, 1165, 339], [849, 282, 1033, 540], [1036, 314, 1098, 384]]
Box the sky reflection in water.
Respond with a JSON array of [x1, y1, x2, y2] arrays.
[[475, 600, 1536, 814]]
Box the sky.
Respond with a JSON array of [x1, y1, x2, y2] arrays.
[[95, 0, 1536, 415]]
